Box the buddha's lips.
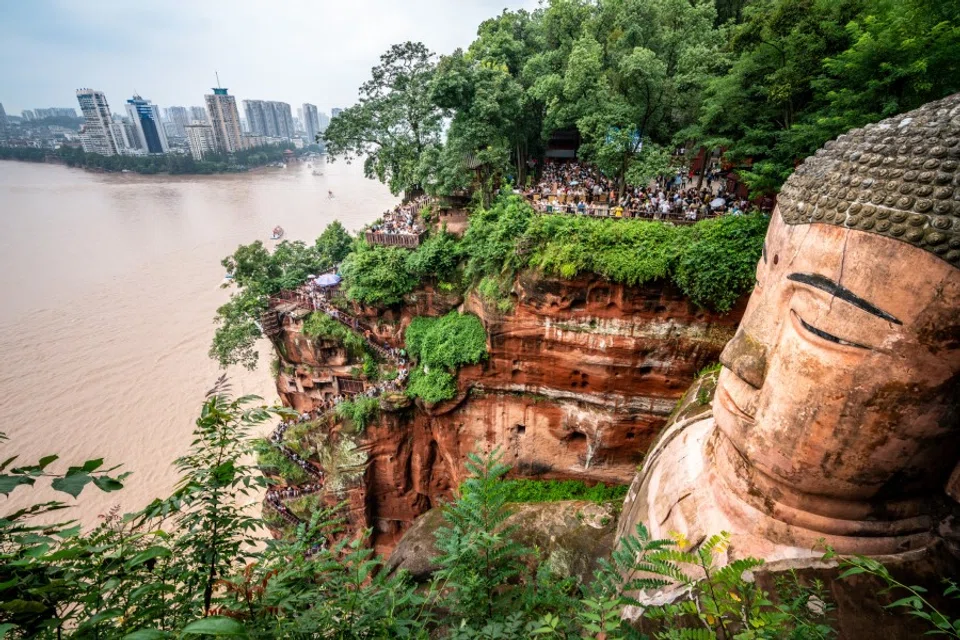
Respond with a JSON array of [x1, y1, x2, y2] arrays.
[[717, 383, 756, 425]]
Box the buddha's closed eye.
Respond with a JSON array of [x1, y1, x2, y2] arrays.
[[792, 310, 869, 350]]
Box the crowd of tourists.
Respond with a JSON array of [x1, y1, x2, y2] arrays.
[[266, 286, 411, 489], [367, 195, 429, 236], [526, 159, 751, 221], [267, 482, 324, 503]]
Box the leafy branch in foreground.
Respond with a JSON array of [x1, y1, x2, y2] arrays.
[[0, 432, 128, 636], [837, 555, 960, 638], [137, 376, 283, 619]]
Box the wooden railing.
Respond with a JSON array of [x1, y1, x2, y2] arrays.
[[364, 230, 426, 248]]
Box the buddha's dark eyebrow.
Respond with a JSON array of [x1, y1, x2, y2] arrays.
[[787, 273, 902, 325]]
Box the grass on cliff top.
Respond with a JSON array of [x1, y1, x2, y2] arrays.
[[463, 477, 628, 505], [462, 194, 769, 313], [404, 311, 488, 403]]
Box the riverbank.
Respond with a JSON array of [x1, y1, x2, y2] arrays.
[[0, 143, 322, 176]]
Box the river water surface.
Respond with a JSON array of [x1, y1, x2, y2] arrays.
[[0, 158, 396, 526]]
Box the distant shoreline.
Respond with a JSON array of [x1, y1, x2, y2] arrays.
[[0, 145, 323, 177], [0, 158, 303, 179]]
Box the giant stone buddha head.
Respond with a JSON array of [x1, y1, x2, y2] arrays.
[[714, 94, 960, 551]]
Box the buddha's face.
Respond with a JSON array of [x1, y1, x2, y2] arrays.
[[716, 210, 960, 501]]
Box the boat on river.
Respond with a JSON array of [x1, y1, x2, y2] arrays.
[[271, 226, 284, 240]]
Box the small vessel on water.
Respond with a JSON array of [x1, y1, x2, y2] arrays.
[[312, 170, 323, 176], [271, 226, 284, 240]]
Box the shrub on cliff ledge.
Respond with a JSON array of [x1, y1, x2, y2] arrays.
[[463, 194, 768, 313], [302, 311, 366, 356], [405, 311, 488, 402], [340, 240, 418, 307]]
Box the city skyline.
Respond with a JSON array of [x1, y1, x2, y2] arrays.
[[0, 0, 537, 115]]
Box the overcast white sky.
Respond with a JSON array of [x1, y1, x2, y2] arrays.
[[0, 0, 539, 115]]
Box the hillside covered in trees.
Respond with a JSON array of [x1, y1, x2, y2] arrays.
[[324, 0, 960, 200]]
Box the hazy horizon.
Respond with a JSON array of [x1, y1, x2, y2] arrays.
[[0, 0, 537, 115]]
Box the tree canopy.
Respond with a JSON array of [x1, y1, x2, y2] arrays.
[[322, 42, 443, 196], [331, 0, 960, 197]]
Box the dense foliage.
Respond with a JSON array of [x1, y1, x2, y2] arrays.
[[339, 240, 419, 307], [301, 311, 366, 356], [211, 221, 353, 369], [334, 396, 381, 432], [465, 195, 768, 312], [328, 0, 959, 198], [0, 143, 310, 175], [5, 404, 955, 638], [404, 312, 488, 403], [492, 478, 629, 504]]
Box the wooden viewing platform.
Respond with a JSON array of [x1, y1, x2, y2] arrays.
[[364, 230, 426, 248]]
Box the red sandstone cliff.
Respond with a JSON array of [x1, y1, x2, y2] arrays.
[[265, 272, 746, 552]]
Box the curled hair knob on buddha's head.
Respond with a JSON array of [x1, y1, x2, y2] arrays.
[[778, 92, 960, 269]]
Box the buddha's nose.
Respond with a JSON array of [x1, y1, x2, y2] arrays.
[[719, 329, 768, 390]]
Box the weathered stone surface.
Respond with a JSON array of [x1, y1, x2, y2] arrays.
[[386, 500, 618, 584], [268, 272, 744, 553], [618, 95, 960, 636], [779, 93, 960, 268]]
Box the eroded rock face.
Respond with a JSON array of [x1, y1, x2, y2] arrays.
[[267, 273, 743, 552]]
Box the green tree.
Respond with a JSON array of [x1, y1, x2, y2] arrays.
[[433, 449, 532, 624], [314, 220, 354, 265], [212, 238, 333, 369], [138, 377, 284, 621], [340, 240, 418, 307], [323, 42, 443, 196]]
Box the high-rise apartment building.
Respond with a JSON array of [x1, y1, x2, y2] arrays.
[[76, 89, 120, 156], [190, 106, 207, 123], [302, 103, 320, 143], [22, 110, 35, 121], [110, 116, 141, 153], [242, 100, 268, 137], [331, 107, 343, 118], [267, 101, 294, 139], [185, 122, 216, 161], [0, 102, 7, 134], [165, 106, 190, 137], [317, 111, 330, 133], [125, 95, 169, 154], [204, 87, 244, 154], [242, 100, 294, 139]]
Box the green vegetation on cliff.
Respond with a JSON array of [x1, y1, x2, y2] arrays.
[[302, 311, 366, 356], [212, 195, 764, 370], [405, 311, 488, 403], [475, 478, 629, 505], [465, 195, 768, 312], [212, 221, 353, 369], [5, 403, 956, 638], [335, 396, 381, 432]]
